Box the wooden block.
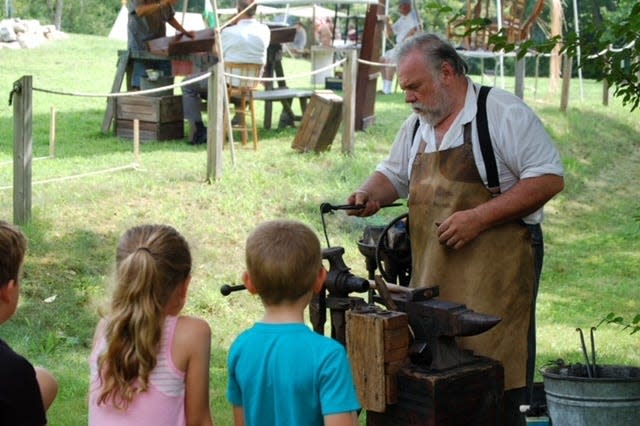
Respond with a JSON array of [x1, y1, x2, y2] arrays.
[[292, 92, 343, 152], [115, 120, 183, 141], [147, 28, 216, 56], [384, 346, 410, 363], [384, 326, 410, 350], [385, 374, 398, 404], [147, 26, 295, 57], [268, 25, 296, 44], [346, 308, 409, 413], [116, 95, 183, 123], [366, 358, 504, 426]]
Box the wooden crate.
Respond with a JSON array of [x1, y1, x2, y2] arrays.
[[346, 307, 409, 413], [115, 95, 184, 141], [115, 120, 183, 141], [292, 91, 342, 152], [366, 358, 504, 425], [116, 95, 183, 123]]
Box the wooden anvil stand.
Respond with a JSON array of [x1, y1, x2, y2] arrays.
[[344, 286, 505, 426], [365, 358, 504, 425]]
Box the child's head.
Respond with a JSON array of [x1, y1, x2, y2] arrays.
[[98, 224, 191, 407], [244, 220, 323, 305], [0, 220, 27, 288], [0, 221, 27, 323], [112, 224, 192, 312]]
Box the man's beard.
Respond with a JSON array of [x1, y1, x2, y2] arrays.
[[411, 83, 454, 127]]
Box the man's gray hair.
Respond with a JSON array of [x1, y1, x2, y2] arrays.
[[395, 33, 468, 76]]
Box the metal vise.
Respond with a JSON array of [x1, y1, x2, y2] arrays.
[[310, 246, 370, 344]]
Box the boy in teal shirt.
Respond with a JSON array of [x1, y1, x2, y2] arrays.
[[227, 219, 360, 426]]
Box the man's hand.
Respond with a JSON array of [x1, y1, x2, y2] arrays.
[[346, 172, 400, 217], [175, 30, 196, 40], [437, 175, 565, 249], [436, 209, 486, 250], [346, 190, 381, 217]]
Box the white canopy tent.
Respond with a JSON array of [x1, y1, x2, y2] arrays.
[[108, 4, 128, 41], [284, 5, 347, 19], [255, 0, 375, 25], [257, 0, 377, 5], [109, 1, 373, 42]]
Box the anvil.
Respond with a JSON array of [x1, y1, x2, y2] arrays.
[[374, 283, 501, 371]]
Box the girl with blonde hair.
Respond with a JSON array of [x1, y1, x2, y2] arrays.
[[89, 224, 213, 426]]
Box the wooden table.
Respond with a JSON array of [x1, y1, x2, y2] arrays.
[[101, 26, 301, 134], [100, 49, 217, 134], [253, 88, 313, 129]]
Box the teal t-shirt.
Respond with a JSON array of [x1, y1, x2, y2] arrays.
[[227, 322, 361, 426]]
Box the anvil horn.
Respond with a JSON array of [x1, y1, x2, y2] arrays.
[[455, 310, 501, 337]]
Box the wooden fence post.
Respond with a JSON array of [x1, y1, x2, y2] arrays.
[[49, 106, 56, 158], [133, 119, 140, 167], [12, 75, 33, 225], [514, 51, 525, 100], [207, 62, 225, 182], [342, 49, 357, 154], [560, 54, 572, 112]]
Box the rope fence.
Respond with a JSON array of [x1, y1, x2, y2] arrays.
[[587, 40, 636, 59], [6, 48, 362, 224], [0, 164, 137, 192], [30, 57, 350, 99], [12, 18, 611, 225], [2, 0, 443, 223]]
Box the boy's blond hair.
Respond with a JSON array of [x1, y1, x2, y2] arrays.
[[245, 220, 322, 305], [0, 220, 27, 287]]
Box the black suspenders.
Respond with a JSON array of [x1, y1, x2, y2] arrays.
[[476, 86, 501, 194]]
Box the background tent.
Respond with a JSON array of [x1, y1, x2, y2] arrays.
[[108, 4, 127, 41]]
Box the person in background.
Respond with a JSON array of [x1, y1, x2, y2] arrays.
[[347, 33, 564, 425], [128, 0, 195, 90], [88, 224, 213, 426], [379, 0, 419, 95], [347, 23, 357, 43], [314, 17, 334, 48], [0, 220, 58, 426], [290, 20, 308, 57], [181, 0, 270, 145], [227, 220, 361, 426]]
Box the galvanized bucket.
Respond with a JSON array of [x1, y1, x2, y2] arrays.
[[541, 364, 640, 426]]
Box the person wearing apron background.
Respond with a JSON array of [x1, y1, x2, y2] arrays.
[[127, 0, 195, 90], [347, 33, 564, 425]]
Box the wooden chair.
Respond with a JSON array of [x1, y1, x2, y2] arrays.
[[224, 62, 263, 150]]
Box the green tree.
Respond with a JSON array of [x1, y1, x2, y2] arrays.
[[488, 0, 640, 111], [6, 0, 122, 35]]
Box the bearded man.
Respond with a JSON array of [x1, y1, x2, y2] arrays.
[[347, 32, 564, 425]]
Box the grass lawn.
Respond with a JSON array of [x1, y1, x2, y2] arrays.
[[1, 33, 639, 425]]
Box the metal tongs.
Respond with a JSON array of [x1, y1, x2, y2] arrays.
[[576, 327, 598, 378]]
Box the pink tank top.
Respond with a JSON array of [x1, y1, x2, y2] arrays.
[[88, 315, 186, 426]]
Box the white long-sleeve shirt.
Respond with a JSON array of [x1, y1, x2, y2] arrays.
[[376, 78, 564, 224]]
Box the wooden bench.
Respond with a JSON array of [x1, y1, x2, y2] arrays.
[[253, 88, 313, 130]]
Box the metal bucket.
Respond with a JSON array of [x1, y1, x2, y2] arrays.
[[541, 364, 640, 426]]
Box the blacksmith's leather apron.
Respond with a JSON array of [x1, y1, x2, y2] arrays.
[[408, 123, 535, 390]]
